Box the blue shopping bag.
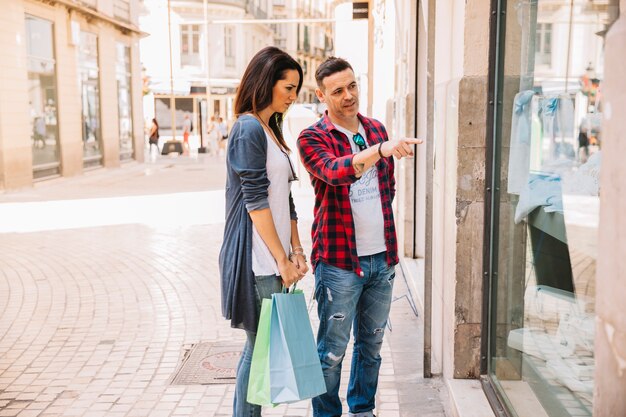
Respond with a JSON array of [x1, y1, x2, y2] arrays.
[[269, 288, 327, 403]]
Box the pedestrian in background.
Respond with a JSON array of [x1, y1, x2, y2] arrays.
[[218, 46, 307, 417], [182, 114, 192, 151], [578, 124, 590, 163], [207, 115, 219, 155], [218, 116, 228, 155], [297, 57, 422, 417], [148, 118, 159, 159]]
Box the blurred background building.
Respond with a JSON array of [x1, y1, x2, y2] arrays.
[[139, 0, 333, 147], [272, 0, 334, 102], [0, 0, 145, 188]]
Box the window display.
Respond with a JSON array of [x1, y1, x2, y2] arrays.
[[79, 31, 102, 167], [26, 15, 60, 178], [487, 1, 618, 416], [116, 43, 133, 160]]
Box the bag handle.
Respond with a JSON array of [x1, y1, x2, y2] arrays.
[[281, 282, 297, 293]]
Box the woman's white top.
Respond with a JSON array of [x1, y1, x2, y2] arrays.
[[251, 131, 293, 276]]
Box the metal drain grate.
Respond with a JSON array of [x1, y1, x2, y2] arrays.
[[171, 341, 243, 385]]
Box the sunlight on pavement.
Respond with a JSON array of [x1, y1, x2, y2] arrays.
[[0, 190, 225, 233], [0, 186, 315, 234]]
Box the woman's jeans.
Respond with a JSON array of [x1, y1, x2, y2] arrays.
[[233, 274, 282, 417], [312, 252, 395, 417]]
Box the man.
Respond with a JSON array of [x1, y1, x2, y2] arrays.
[[297, 57, 422, 417], [217, 116, 228, 139]]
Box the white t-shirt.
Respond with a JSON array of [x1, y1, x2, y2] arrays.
[[334, 123, 386, 257], [218, 122, 228, 137], [251, 132, 293, 276]]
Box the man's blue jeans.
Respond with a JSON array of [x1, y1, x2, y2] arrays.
[[233, 274, 282, 417], [312, 252, 395, 417]]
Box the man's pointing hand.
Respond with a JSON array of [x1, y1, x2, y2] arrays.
[[380, 137, 423, 159]]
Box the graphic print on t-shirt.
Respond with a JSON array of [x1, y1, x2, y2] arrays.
[[334, 122, 386, 257]]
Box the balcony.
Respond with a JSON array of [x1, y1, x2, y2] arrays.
[[113, 0, 131, 22], [245, 0, 268, 19], [75, 0, 97, 9], [172, 0, 247, 10], [275, 38, 287, 49], [313, 46, 325, 58]]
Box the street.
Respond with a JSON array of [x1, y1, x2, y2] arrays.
[[0, 154, 447, 417]]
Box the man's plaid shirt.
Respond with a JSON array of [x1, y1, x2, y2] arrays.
[[297, 112, 398, 277]]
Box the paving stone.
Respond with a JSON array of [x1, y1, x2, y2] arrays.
[[0, 156, 449, 417]]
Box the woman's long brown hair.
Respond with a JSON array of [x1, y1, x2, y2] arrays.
[[234, 47, 303, 152]]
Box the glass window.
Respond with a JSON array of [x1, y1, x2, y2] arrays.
[[154, 97, 193, 139], [116, 43, 133, 160], [25, 15, 60, 178], [181, 24, 200, 66], [224, 26, 235, 68], [536, 23, 552, 66], [79, 31, 102, 167], [487, 1, 620, 417], [304, 25, 310, 52]]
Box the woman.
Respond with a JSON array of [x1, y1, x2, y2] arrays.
[[147, 118, 159, 156], [207, 115, 219, 156], [218, 47, 308, 417]]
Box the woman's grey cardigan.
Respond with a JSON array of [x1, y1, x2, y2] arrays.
[[219, 114, 298, 333]]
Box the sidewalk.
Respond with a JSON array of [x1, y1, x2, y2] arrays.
[[0, 155, 449, 417]]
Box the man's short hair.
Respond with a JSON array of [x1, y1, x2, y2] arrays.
[[315, 57, 353, 89]]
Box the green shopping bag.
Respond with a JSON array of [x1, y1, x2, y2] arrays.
[[247, 297, 273, 406]]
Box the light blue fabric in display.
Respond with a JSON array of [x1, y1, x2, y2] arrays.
[[514, 173, 563, 223], [540, 94, 575, 149], [507, 90, 535, 194], [269, 290, 326, 404]]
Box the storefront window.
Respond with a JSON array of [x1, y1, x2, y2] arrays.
[[116, 43, 133, 160], [488, 1, 619, 416], [79, 31, 102, 167], [25, 15, 60, 178], [154, 96, 193, 139]]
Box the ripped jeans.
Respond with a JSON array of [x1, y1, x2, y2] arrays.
[[312, 252, 395, 417]]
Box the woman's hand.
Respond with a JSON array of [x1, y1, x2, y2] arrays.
[[292, 253, 309, 276], [278, 257, 304, 288]]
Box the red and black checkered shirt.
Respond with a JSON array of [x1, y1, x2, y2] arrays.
[[297, 112, 398, 277]]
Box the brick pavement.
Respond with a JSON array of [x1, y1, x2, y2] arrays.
[[0, 155, 448, 417]]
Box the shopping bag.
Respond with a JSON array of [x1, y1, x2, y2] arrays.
[[247, 298, 273, 406], [269, 289, 327, 403]]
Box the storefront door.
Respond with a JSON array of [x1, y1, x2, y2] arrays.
[[25, 15, 60, 178]]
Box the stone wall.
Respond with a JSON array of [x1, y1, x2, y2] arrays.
[[0, 0, 143, 190], [594, 2, 626, 415]]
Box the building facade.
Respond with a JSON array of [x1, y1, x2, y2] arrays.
[[379, 0, 625, 416], [0, 0, 145, 190], [140, 0, 274, 146], [272, 0, 334, 103], [139, 0, 333, 149], [140, 0, 329, 146]]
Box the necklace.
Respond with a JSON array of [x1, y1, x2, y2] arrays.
[[251, 113, 298, 182], [253, 113, 276, 139]]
